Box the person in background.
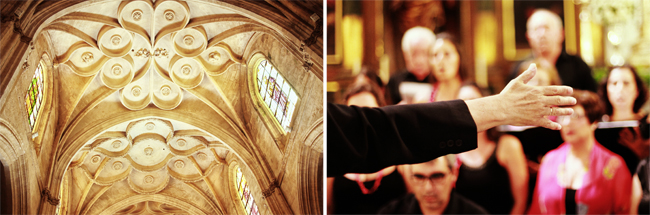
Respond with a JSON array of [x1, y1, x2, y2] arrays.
[[600, 65, 650, 159], [328, 73, 407, 214], [600, 65, 649, 122], [509, 9, 597, 92], [517, 59, 562, 87], [385, 26, 435, 104], [528, 90, 631, 214], [413, 33, 468, 103], [378, 155, 488, 214], [600, 66, 650, 214], [454, 84, 529, 214]]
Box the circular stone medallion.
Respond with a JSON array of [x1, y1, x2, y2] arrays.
[[113, 161, 123, 170], [145, 122, 155, 130], [183, 35, 194, 46], [177, 139, 186, 147], [196, 152, 208, 161], [164, 10, 175, 21], [144, 147, 153, 156], [131, 86, 142, 97], [132, 10, 143, 21], [81, 52, 94, 63], [160, 86, 172, 96], [91, 155, 101, 164], [174, 160, 184, 169], [144, 175, 154, 184], [110, 35, 122, 45], [111, 65, 123, 76], [112, 140, 122, 149]]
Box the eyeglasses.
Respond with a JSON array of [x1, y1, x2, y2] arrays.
[[557, 112, 587, 125], [411, 172, 449, 185]]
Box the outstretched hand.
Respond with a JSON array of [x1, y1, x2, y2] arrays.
[[498, 63, 576, 130], [466, 64, 576, 132]]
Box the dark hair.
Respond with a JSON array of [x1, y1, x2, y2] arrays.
[[569, 90, 605, 123], [360, 67, 384, 89], [599, 65, 649, 115], [343, 74, 386, 107], [429, 32, 469, 83]]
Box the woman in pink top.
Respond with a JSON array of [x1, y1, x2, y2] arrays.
[[528, 90, 632, 214]]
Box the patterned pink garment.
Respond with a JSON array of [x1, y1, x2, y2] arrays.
[[528, 142, 631, 214]]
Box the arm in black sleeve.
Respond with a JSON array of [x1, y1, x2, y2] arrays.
[[327, 100, 478, 177]]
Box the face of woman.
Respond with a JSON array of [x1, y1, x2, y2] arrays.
[[607, 68, 638, 111], [559, 105, 595, 145], [430, 39, 460, 82]]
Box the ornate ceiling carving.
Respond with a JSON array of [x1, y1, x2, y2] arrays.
[[67, 118, 230, 214], [48, 1, 250, 111], [0, 0, 323, 214], [114, 201, 186, 214]]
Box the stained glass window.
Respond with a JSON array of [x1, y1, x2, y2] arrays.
[[256, 60, 297, 132], [25, 62, 44, 130], [236, 167, 260, 215]]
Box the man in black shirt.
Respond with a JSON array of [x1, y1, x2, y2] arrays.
[[385, 27, 435, 104], [378, 156, 488, 214], [509, 9, 597, 92]]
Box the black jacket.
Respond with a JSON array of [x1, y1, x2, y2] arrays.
[[327, 100, 477, 177], [509, 51, 597, 92], [377, 192, 489, 214]]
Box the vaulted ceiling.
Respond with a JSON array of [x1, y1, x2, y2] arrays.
[[66, 118, 232, 214], [0, 0, 323, 214]]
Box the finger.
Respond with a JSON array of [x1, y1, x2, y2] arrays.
[[548, 107, 574, 116], [515, 63, 537, 84], [543, 96, 577, 107], [542, 85, 574, 96], [343, 173, 358, 181], [538, 118, 562, 130]]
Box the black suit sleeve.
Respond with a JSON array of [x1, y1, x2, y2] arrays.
[[327, 100, 478, 177]]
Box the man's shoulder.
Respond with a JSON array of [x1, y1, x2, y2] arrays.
[[376, 193, 419, 214], [445, 192, 489, 215], [388, 69, 412, 81], [557, 52, 589, 67]]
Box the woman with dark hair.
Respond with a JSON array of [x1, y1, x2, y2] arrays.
[[598, 65, 650, 171], [414, 33, 469, 103], [600, 65, 649, 121], [529, 90, 632, 214], [600, 66, 650, 215]]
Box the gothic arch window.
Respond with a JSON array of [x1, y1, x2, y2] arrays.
[[235, 167, 260, 215], [255, 59, 298, 132], [25, 61, 45, 131]]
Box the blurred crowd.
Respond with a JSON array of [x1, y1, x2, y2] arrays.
[[328, 9, 649, 215]]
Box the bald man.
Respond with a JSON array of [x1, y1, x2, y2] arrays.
[[385, 27, 436, 104], [509, 9, 597, 92]]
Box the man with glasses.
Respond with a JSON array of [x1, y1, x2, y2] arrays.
[[378, 155, 488, 214]]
